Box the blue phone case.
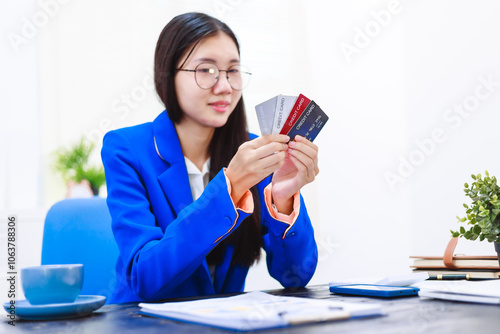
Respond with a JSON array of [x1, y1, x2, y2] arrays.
[[329, 284, 420, 298]]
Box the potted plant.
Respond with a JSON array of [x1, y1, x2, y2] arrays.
[[53, 138, 106, 196], [451, 170, 500, 266]]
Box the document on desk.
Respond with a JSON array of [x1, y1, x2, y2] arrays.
[[139, 291, 383, 331], [417, 280, 500, 304]]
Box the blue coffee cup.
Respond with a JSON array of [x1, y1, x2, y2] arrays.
[[21, 264, 83, 305]]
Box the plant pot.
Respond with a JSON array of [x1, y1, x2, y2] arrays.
[[66, 180, 94, 198], [495, 242, 500, 268], [90, 186, 100, 196]]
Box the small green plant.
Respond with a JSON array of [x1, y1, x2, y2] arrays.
[[53, 138, 106, 195], [451, 170, 500, 243]]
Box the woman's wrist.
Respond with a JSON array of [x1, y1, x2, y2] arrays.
[[231, 187, 247, 206], [225, 168, 246, 204], [272, 195, 293, 215]]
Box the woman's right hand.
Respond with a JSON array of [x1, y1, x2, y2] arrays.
[[226, 135, 289, 204]]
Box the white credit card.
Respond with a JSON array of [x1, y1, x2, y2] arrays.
[[271, 95, 297, 134], [255, 95, 277, 135]]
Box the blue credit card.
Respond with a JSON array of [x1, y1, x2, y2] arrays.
[[286, 100, 329, 142]]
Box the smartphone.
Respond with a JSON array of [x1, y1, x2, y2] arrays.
[[329, 284, 420, 298]]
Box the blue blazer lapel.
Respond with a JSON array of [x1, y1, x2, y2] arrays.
[[153, 111, 193, 215]]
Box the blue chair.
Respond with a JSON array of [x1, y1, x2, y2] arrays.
[[41, 197, 119, 303]]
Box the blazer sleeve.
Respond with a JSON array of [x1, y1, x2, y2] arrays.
[[258, 177, 318, 288], [102, 130, 252, 300]]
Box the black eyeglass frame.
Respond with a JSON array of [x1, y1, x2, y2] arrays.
[[177, 63, 252, 90]]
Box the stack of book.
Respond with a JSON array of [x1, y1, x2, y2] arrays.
[[410, 255, 500, 279]]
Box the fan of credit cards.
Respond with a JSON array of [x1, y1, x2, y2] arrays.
[[255, 94, 329, 142]]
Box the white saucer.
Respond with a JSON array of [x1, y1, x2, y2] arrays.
[[3, 295, 106, 320]]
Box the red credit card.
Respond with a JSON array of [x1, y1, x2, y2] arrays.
[[279, 94, 311, 135]]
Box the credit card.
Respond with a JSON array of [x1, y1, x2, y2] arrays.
[[271, 95, 297, 134], [286, 100, 329, 142], [255, 96, 277, 135], [279, 94, 311, 136], [255, 93, 328, 142]]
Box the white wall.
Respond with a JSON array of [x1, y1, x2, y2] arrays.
[[403, 0, 500, 257], [1, 0, 43, 213], [0, 0, 46, 305], [1, 0, 500, 303]]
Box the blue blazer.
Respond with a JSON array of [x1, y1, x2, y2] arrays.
[[101, 111, 318, 303]]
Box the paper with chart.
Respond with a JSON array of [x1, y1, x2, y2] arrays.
[[139, 291, 382, 331]]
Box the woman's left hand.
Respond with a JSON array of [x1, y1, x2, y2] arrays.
[[271, 135, 319, 214]]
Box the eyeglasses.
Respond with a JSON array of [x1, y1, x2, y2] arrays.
[[177, 63, 252, 90]]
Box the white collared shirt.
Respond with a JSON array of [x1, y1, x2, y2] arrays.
[[184, 156, 210, 201]]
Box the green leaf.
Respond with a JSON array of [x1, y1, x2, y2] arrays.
[[473, 225, 481, 234], [52, 137, 106, 192], [459, 171, 500, 242]]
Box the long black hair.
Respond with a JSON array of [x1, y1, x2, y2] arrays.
[[154, 12, 262, 267]]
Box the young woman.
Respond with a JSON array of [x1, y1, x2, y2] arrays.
[[101, 12, 319, 303]]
